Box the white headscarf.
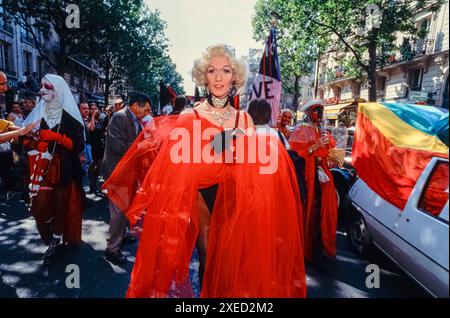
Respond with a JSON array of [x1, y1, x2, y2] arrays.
[[23, 74, 84, 130]]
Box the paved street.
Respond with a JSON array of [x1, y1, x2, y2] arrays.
[[0, 185, 429, 298]]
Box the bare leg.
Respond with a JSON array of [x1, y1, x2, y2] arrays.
[[196, 192, 211, 289]]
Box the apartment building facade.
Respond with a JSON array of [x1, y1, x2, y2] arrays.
[[312, 1, 449, 126]]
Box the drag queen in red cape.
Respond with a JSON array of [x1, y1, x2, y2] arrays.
[[289, 99, 338, 262], [104, 44, 306, 298]]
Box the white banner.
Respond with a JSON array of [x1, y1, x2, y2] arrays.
[[248, 74, 282, 125]]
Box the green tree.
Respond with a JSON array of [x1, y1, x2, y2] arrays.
[[79, 0, 152, 105], [120, 6, 184, 108], [2, 0, 184, 106], [2, 0, 90, 75], [252, 0, 328, 111]]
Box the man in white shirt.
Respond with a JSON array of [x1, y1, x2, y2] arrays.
[[247, 99, 290, 149]]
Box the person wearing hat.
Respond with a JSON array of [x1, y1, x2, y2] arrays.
[[289, 99, 338, 264], [114, 98, 125, 112]]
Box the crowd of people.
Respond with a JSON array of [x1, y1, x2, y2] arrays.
[[0, 43, 339, 298]]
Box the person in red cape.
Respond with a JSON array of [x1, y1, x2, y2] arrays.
[[22, 74, 86, 265], [289, 99, 338, 263], [103, 44, 306, 298]]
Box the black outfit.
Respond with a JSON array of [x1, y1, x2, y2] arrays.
[[198, 109, 242, 214], [287, 150, 307, 203], [39, 111, 84, 187], [89, 117, 107, 159], [88, 117, 107, 192], [30, 110, 85, 245], [0, 151, 14, 192]]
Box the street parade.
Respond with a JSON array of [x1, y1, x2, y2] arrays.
[[0, 0, 448, 304]]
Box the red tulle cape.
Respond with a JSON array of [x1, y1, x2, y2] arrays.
[[103, 113, 306, 298]]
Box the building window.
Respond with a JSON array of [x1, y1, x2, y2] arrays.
[[416, 18, 431, 39], [0, 40, 14, 74], [0, 8, 14, 34], [376, 76, 387, 97], [20, 20, 34, 44], [333, 86, 342, 100], [353, 82, 362, 97], [415, 18, 433, 55], [23, 50, 33, 75], [409, 68, 424, 91], [319, 90, 324, 100]]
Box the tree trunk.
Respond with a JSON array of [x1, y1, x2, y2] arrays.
[[104, 80, 111, 107], [292, 75, 300, 111], [57, 34, 67, 76], [367, 37, 378, 102], [103, 56, 112, 107]]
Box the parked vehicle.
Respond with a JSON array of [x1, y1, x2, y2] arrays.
[[331, 126, 357, 219], [344, 157, 449, 298]]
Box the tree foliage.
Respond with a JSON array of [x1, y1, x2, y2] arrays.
[[252, 0, 444, 102], [252, 0, 329, 110], [1, 0, 184, 105]]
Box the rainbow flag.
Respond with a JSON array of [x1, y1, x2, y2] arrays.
[[352, 102, 449, 210]]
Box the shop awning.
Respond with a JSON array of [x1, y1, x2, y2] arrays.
[[323, 102, 353, 119]]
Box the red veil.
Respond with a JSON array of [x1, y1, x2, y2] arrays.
[[103, 113, 306, 298]]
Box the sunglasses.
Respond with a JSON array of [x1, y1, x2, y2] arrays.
[[40, 82, 54, 90]]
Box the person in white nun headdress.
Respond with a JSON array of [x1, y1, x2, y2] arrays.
[[23, 74, 86, 265]]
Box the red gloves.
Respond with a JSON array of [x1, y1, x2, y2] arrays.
[[39, 129, 73, 150], [36, 141, 49, 153], [39, 129, 62, 142]]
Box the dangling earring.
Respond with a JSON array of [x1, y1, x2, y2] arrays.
[[229, 82, 237, 107], [205, 85, 215, 106], [229, 84, 237, 97]]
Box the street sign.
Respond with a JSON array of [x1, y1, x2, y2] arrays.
[[409, 91, 428, 102]]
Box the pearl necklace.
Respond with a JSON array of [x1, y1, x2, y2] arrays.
[[206, 103, 231, 126], [210, 95, 229, 109]]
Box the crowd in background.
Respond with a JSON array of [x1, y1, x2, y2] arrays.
[[1, 77, 120, 202]]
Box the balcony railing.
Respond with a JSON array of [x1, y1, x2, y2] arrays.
[[0, 21, 14, 34], [23, 33, 34, 44], [412, 38, 435, 55], [384, 38, 437, 66], [319, 74, 325, 85]]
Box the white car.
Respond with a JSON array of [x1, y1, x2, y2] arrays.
[[346, 157, 449, 298]]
